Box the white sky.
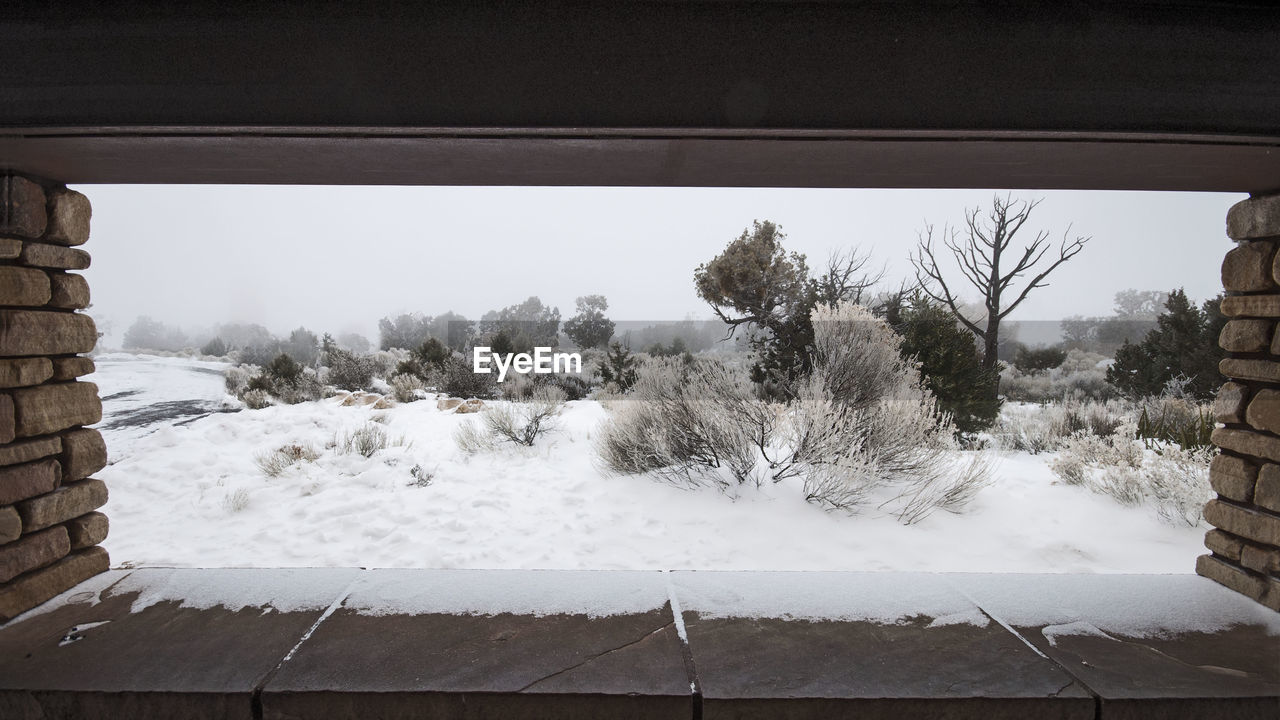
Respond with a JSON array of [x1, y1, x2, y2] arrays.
[[78, 186, 1241, 345]]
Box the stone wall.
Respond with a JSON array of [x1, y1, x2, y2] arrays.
[[1200, 193, 1280, 611], [0, 174, 109, 622]]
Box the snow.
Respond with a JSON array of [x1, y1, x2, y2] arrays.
[[671, 571, 989, 626], [104, 567, 361, 615], [951, 573, 1280, 639], [341, 569, 670, 618], [96, 354, 1209, 574]]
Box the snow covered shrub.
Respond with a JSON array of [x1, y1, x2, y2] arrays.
[[1050, 421, 1213, 526], [537, 373, 596, 401], [598, 303, 992, 522], [1000, 349, 1117, 403], [500, 373, 537, 401], [787, 303, 992, 521], [483, 386, 565, 446], [408, 463, 435, 487], [221, 488, 250, 513], [389, 373, 425, 403], [202, 337, 229, 357], [255, 443, 320, 477], [453, 420, 496, 455], [1136, 394, 1214, 451], [337, 423, 392, 457], [242, 388, 273, 410], [596, 357, 759, 488], [440, 355, 498, 399], [994, 397, 1129, 454], [324, 346, 377, 391], [224, 365, 254, 398]]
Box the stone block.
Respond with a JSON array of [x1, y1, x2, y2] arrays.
[[0, 394, 12, 445], [1219, 357, 1280, 383], [1212, 427, 1280, 463], [1246, 389, 1280, 435], [1213, 382, 1249, 425], [43, 188, 91, 247], [9, 382, 101, 438], [60, 428, 107, 481], [19, 242, 90, 270], [0, 175, 47, 239], [0, 458, 61, 506], [1209, 454, 1257, 502], [65, 511, 108, 550], [1257, 464, 1280, 513], [1195, 554, 1280, 611], [51, 356, 94, 382], [0, 310, 97, 356], [1240, 544, 1280, 575], [15, 479, 107, 533], [47, 272, 90, 309], [0, 506, 19, 544], [0, 526, 69, 584], [1221, 240, 1277, 291], [0, 266, 51, 307], [0, 357, 53, 389], [1204, 529, 1244, 561], [0, 546, 109, 622], [0, 237, 20, 259], [0, 435, 61, 468], [1228, 194, 1280, 241], [1220, 294, 1280, 318], [1219, 318, 1273, 352], [1202, 499, 1280, 546]]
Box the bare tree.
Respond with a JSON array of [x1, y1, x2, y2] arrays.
[[910, 195, 1089, 372]]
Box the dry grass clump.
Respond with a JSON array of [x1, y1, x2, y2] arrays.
[[336, 423, 402, 457], [454, 386, 566, 453], [255, 443, 321, 477]]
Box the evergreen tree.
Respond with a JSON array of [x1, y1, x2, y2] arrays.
[[600, 341, 639, 391], [884, 296, 1001, 435], [1106, 289, 1225, 400], [563, 295, 616, 349]]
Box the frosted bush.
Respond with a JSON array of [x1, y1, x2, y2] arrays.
[[484, 386, 565, 446], [596, 358, 759, 488], [1050, 421, 1213, 526], [1000, 350, 1117, 403], [242, 388, 273, 410], [500, 373, 538, 402], [272, 367, 325, 404], [255, 443, 320, 477], [994, 396, 1130, 454], [221, 488, 250, 513], [791, 304, 992, 522], [389, 373, 425, 403], [336, 423, 397, 457], [224, 365, 254, 398], [597, 302, 993, 522], [453, 420, 496, 455]]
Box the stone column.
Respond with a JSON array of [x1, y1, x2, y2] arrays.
[[1200, 194, 1280, 611], [0, 174, 109, 622]]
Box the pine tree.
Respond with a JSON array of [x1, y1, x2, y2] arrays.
[[600, 341, 638, 391], [1106, 289, 1224, 400], [885, 296, 1001, 435]]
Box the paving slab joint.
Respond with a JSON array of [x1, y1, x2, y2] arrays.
[[249, 571, 364, 720], [948, 579, 1104, 718], [663, 570, 703, 720]]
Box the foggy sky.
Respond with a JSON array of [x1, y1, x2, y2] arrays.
[[78, 186, 1241, 347]]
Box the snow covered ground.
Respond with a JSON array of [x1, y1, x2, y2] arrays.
[[94, 354, 1206, 573]]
